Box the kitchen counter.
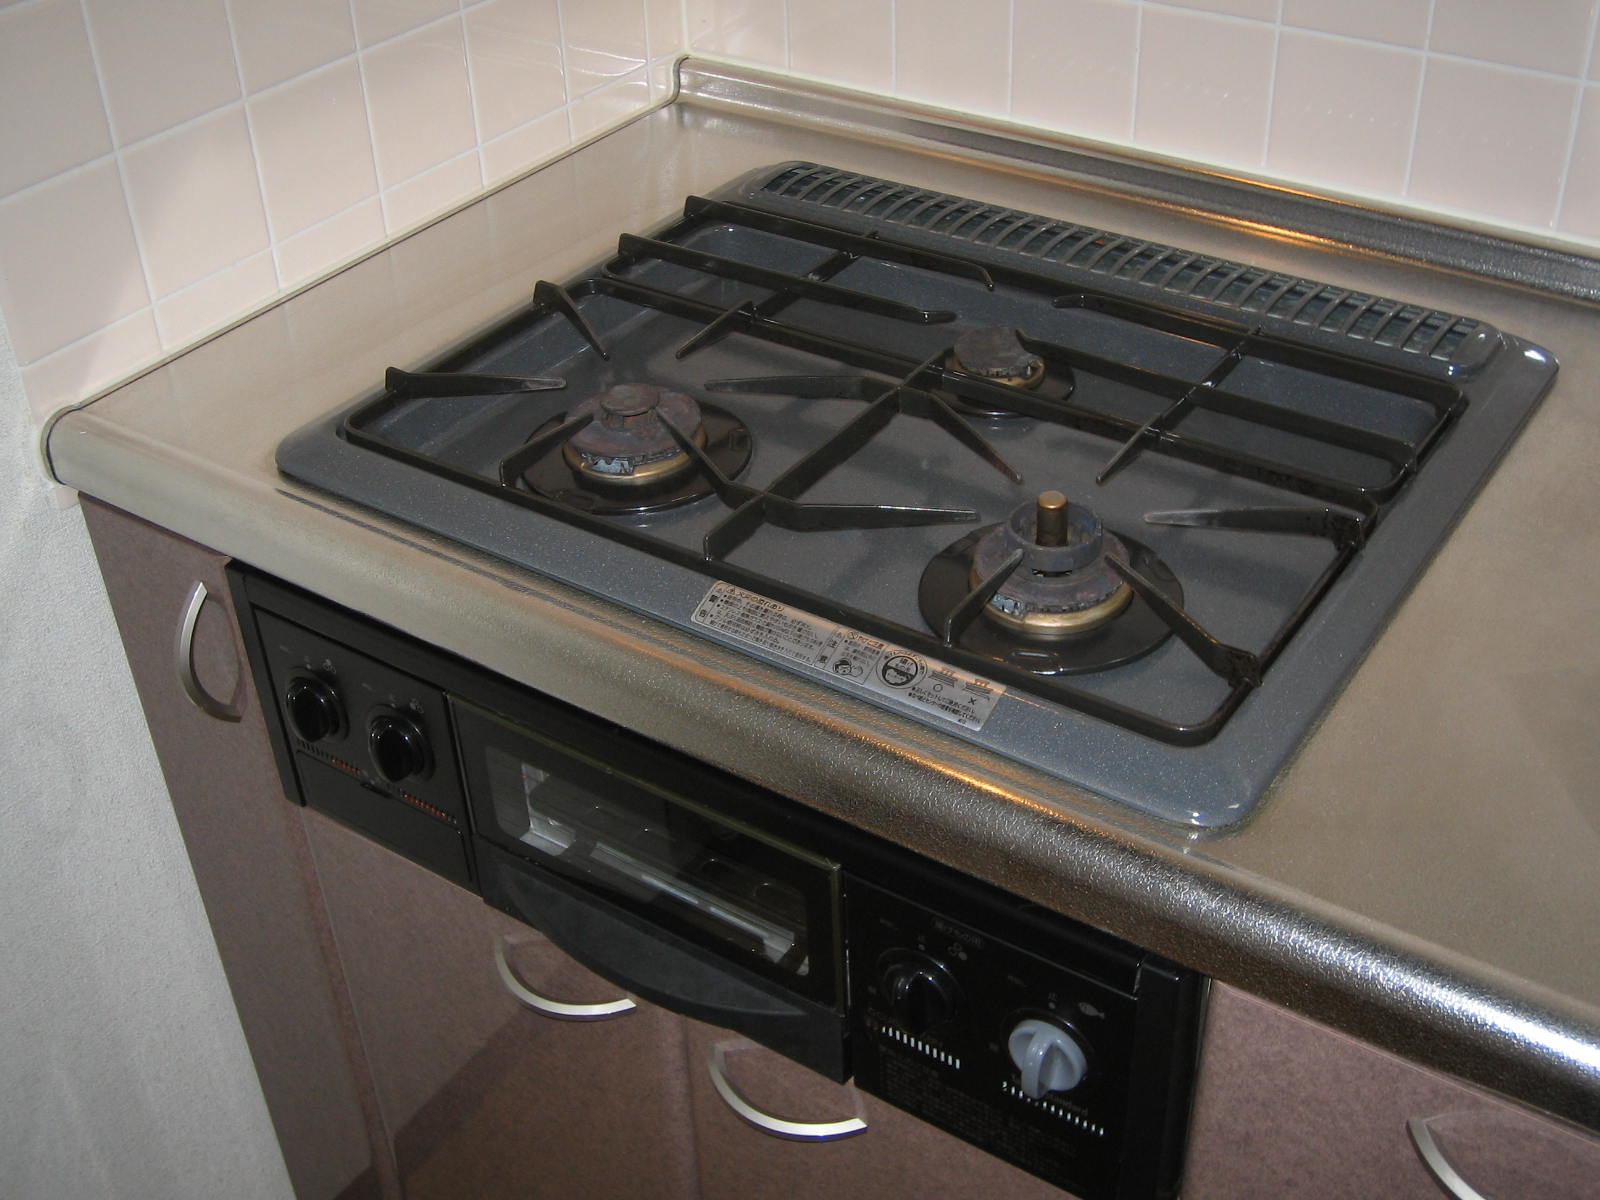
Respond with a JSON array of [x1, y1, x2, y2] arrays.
[[44, 62, 1600, 1132]]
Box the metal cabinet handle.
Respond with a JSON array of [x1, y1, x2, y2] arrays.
[[1407, 1117, 1491, 1200], [175, 580, 242, 723], [707, 1040, 868, 1142], [493, 935, 636, 1021]]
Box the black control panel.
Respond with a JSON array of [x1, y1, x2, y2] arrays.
[[847, 878, 1202, 1200]]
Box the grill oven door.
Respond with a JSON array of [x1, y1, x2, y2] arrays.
[[455, 696, 850, 1079]]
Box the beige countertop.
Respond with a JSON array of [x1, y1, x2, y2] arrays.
[[45, 63, 1600, 1130]]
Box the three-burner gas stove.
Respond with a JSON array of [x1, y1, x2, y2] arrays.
[[278, 161, 1556, 827]]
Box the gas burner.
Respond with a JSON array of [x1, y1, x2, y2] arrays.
[[919, 491, 1180, 675], [520, 383, 752, 515], [947, 327, 1045, 418]]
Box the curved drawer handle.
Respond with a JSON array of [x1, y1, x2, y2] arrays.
[[493, 935, 636, 1021], [175, 581, 242, 723], [1407, 1117, 1490, 1200], [707, 1040, 867, 1142]]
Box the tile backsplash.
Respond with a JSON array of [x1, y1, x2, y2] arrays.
[[2, 0, 1596, 428], [0, 0, 681, 425]]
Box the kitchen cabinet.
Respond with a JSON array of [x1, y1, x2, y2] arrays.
[[1185, 984, 1600, 1199], [82, 496, 1600, 1200], [81, 498, 380, 1200], [299, 809, 699, 1200]]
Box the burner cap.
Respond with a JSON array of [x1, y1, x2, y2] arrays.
[[951, 327, 1045, 390], [971, 492, 1132, 636], [562, 383, 704, 484]]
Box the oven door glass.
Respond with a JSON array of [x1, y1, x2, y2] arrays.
[[453, 698, 840, 1007]]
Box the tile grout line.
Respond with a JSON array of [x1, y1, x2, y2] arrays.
[[346, 0, 392, 238], [1550, 5, 1600, 228], [72, 0, 158, 351], [1260, 0, 1283, 169], [452, 0, 489, 197], [219, 0, 281, 311], [1400, 0, 1436, 197]]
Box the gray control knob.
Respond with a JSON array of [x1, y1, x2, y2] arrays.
[[1007, 1017, 1089, 1099]]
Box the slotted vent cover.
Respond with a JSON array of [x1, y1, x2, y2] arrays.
[[760, 164, 1481, 362]]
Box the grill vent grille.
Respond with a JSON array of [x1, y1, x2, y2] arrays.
[[760, 164, 1480, 362]]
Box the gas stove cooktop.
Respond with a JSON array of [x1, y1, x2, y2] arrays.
[[278, 161, 1556, 827]]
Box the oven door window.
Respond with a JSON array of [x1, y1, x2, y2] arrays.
[[454, 699, 839, 1007]]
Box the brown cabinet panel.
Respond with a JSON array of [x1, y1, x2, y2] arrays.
[[301, 812, 699, 1200], [1184, 984, 1600, 1199], [82, 499, 379, 1200]]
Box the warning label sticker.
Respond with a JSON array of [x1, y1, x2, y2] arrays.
[[691, 582, 1003, 732]]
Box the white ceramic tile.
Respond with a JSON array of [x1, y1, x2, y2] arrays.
[[645, 0, 684, 62], [0, 0, 113, 196], [363, 19, 478, 188], [1280, 0, 1431, 48], [1431, 0, 1594, 78], [0, 160, 149, 363], [481, 110, 573, 185], [1557, 86, 1600, 239], [1156, 0, 1277, 22], [21, 310, 161, 423], [153, 252, 278, 349], [275, 199, 387, 287], [383, 152, 483, 233], [1134, 6, 1275, 167], [569, 69, 654, 140], [229, 0, 357, 93], [560, 0, 649, 97], [1011, 0, 1137, 141], [647, 52, 676, 101], [1591, 16, 1600, 79], [121, 107, 270, 299], [84, 0, 241, 145], [249, 60, 378, 240], [1266, 33, 1423, 196], [350, 0, 458, 48], [789, 0, 891, 89], [896, 0, 1010, 114], [464, 0, 567, 141], [685, 0, 787, 64], [1408, 58, 1576, 228]]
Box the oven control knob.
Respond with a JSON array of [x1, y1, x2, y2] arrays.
[[284, 676, 344, 743], [879, 952, 962, 1035], [1007, 1017, 1089, 1099], [368, 712, 431, 783]]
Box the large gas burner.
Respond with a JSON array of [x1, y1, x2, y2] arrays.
[[519, 383, 752, 514], [919, 490, 1181, 675]]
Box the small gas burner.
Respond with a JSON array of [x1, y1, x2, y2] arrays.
[[919, 490, 1180, 675], [520, 383, 752, 514], [947, 327, 1046, 418]]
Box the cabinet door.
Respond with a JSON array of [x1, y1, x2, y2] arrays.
[[82, 499, 380, 1200], [683, 1020, 1072, 1200], [1183, 983, 1600, 1199], [300, 812, 699, 1200]]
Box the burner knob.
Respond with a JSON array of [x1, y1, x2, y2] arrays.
[[1007, 1017, 1090, 1099], [880, 952, 962, 1035], [368, 711, 431, 783], [284, 676, 344, 744]]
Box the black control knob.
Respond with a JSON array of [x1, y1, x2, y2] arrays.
[[284, 676, 343, 743], [368, 712, 431, 783], [1007, 1017, 1090, 1099], [880, 952, 962, 1035]]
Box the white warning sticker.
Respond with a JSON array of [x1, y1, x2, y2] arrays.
[[691, 582, 1003, 732]]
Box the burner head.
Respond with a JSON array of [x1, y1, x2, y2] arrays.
[[951, 327, 1046, 390], [562, 384, 705, 484], [971, 492, 1132, 637]]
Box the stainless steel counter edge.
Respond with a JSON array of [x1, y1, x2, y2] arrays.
[[49, 412, 1600, 1132], [679, 58, 1600, 305]]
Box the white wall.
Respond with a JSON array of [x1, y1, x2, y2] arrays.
[[0, 316, 292, 1197]]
